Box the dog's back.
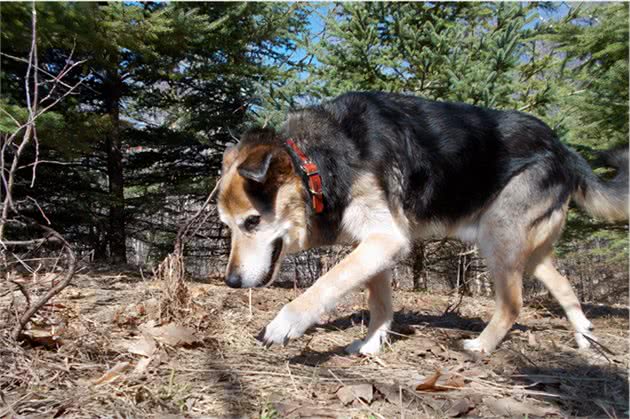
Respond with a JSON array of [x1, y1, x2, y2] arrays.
[[230, 91, 627, 355], [287, 91, 626, 226]]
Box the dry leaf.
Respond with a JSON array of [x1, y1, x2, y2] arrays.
[[92, 362, 130, 385], [336, 384, 373, 405], [417, 370, 466, 392], [133, 357, 152, 375], [23, 327, 64, 348], [374, 383, 401, 404], [128, 335, 156, 357], [445, 398, 475, 417], [140, 322, 198, 346], [416, 370, 442, 391], [442, 374, 466, 388], [484, 397, 556, 417]]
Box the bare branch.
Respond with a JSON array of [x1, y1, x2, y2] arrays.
[[11, 228, 76, 340], [1, 2, 79, 342]]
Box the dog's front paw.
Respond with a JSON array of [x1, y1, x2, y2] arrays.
[[346, 328, 389, 355], [346, 338, 382, 355], [574, 318, 596, 349], [257, 305, 313, 348], [462, 337, 489, 356]]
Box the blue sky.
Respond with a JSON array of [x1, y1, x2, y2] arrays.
[[286, 2, 572, 77]]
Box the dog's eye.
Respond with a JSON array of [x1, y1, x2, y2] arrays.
[[244, 215, 261, 231]]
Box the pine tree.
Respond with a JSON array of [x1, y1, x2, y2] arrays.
[[1, 2, 309, 262], [541, 3, 629, 149], [258, 2, 628, 290]]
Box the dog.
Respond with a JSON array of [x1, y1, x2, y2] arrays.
[[217, 91, 628, 355]]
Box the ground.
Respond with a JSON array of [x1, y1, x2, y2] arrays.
[[1, 270, 628, 418]]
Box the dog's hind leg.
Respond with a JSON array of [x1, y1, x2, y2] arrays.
[[463, 261, 524, 354], [532, 256, 595, 349], [462, 174, 532, 354], [346, 269, 393, 355]]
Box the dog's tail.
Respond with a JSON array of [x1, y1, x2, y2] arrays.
[[570, 145, 629, 222]]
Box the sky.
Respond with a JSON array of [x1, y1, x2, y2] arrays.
[[285, 2, 572, 78]]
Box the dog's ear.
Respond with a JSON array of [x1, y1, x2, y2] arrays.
[[222, 143, 239, 172], [238, 148, 274, 184]]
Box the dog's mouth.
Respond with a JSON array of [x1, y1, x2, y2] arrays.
[[261, 238, 284, 288]]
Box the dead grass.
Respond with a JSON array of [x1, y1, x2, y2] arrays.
[[154, 253, 191, 323], [1, 269, 628, 418]]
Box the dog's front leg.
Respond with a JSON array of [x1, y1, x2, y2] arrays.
[[345, 269, 393, 355], [259, 233, 408, 347]]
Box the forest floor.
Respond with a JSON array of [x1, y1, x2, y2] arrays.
[[1, 268, 628, 418]]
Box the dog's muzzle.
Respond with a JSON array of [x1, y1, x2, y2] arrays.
[[261, 238, 284, 287], [224, 238, 284, 288], [225, 271, 243, 288]]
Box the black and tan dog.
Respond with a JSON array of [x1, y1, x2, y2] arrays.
[[217, 92, 628, 355]]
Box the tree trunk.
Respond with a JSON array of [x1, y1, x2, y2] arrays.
[[105, 75, 127, 264], [412, 242, 425, 290]]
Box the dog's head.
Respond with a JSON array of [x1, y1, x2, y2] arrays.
[[217, 128, 308, 288]]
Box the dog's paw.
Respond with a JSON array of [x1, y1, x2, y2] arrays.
[[257, 305, 313, 348], [345, 338, 382, 355], [462, 337, 487, 354], [575, 319, 596, 349], [345, 329, 389, 355]]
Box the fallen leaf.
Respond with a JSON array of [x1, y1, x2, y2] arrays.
[[416, 370, 442, 391], [140, 322, 198, 346], [417, 370, 466, 392], [445, 398, 475, 417], [23, 326, 64, 348], [128, 335, 156, 357], [133, 357, 152, 375], [92, 362, 130, 385], [374, 383, 401, 404], [442, 374, 466, 388], [484, 397, 556, 417], [336, 384, 373, 405]]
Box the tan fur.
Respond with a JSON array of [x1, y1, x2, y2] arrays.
[[219, 140, 311, 289], [222, 142, 607, 354], [573, 185, 629, 222], [222, 144, 239, 172], [219, 170, 252, 216]]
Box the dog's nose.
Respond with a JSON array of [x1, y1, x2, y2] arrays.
[[225, 271, 242, 288]]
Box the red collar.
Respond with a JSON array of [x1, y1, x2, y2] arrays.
[[285, 139, 324, 213]]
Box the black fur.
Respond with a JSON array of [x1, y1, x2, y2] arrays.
[[239, 92, 619, 243]]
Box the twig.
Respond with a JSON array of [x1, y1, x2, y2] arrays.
[[594, 400, 617, 419], [581, 333, 616, 360], [248, 289, 253, 318], [506, 347, 539, 368], [11, 225, 77, 340], [9, 280, 31, 308], [286, 362, 300, 396], [173, 180, 221, 254]]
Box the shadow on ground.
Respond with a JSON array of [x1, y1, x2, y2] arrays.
[[513, 356, 629, 417]]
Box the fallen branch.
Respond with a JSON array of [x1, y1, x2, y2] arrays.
[[11, 224, 76, 340]]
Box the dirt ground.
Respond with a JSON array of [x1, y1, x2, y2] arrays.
[[1, 269, 628, 418]]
